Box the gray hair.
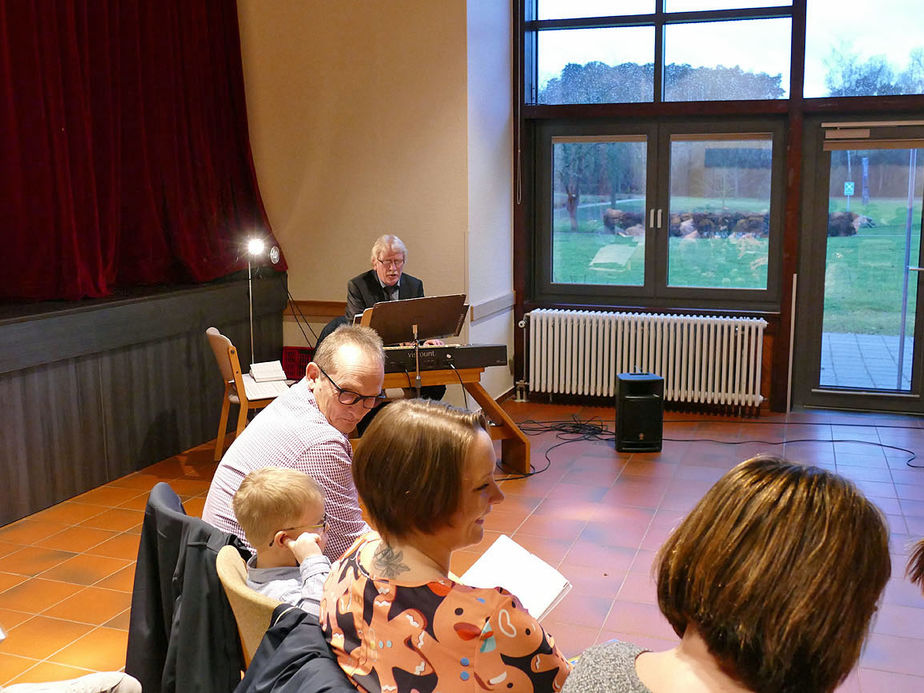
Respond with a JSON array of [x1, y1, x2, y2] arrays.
[[370, 235, 408, 265]]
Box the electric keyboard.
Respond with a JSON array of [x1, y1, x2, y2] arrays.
[[383, 344, 507, 373]]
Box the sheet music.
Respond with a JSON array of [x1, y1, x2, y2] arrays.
[[241, 373, 289, 400]]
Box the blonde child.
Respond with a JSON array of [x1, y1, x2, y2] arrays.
[[232, 467, 330, 616]]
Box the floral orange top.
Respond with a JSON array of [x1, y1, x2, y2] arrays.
[[320, 534, 572, 692]]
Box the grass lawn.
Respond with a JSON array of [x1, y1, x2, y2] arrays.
[[551, 197, 924, 335], [822, 198, 921, 335], [552, 234, 768, 288], [823, 233, 919, 335]]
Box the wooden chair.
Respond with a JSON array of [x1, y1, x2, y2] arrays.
[[215, 544, 282, 668], [206, 327, 276, 461]]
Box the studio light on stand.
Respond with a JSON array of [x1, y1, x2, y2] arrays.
[[246, 237, 280, 367]]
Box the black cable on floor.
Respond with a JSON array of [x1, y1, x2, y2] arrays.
[[500, 415, 921, 472], [495, 415, 615, 481]]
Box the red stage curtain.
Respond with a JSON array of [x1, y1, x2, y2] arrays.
[[0, 0, 284, 301]]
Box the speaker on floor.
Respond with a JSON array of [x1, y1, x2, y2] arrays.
[[615, 372, 664, 452]]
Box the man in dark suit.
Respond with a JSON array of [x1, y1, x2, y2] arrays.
[[342, 234, 445, 409], [345, 234, 423, 322]]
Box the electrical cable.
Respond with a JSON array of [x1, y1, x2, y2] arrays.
[[283, 285, 320, 346], [495, 416, 922, 480], [494, 415, 615, 481], [448, 362, 469, 410]]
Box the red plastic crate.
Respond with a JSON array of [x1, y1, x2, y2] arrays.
[[281, 346, 314, 380]]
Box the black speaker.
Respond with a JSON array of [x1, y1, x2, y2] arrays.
[[615, 372, 664, 452]]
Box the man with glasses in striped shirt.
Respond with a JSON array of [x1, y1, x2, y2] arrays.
[[203, 325, 384, 561]]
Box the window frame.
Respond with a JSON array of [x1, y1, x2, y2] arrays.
[[533, 116, 786, 311], [514, 0, 924, 411], [524, 1, 795, 105]]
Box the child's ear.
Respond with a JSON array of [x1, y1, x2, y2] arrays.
[[270, 530, 287, 547]]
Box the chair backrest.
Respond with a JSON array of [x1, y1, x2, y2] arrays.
[[206, 327, 236, 383], [216, 545, 282, 667]]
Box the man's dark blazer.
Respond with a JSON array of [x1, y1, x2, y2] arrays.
[[345, 269, 424, 322], [126, 482, 249, 693], [235, 605, 356, 693]]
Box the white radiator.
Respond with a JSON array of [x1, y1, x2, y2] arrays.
[[527, 309, 767, 412]]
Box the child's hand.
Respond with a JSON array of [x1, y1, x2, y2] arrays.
[[283, 531, 323, 562]]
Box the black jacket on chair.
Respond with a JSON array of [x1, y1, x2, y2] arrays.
[[126, 482, 250, 693], [345, 269, 424, 322], [235, 605, 356, 693]]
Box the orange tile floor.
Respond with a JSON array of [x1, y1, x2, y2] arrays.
[[1, 401, 923, 691]]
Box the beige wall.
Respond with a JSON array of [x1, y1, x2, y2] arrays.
[[237, 0, 514, 399], [466, 0, 516, 396]]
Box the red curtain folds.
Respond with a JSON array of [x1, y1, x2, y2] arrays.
[[0, 0, 284, 301]]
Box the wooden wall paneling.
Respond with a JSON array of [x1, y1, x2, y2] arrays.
[[0, 276, 287, 525]]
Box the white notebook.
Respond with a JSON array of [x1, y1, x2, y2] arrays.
[[460, 534, 571, 621], [249, 360, 287, 382]]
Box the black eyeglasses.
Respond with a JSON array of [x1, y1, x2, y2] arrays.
[[317, 364, 386, 409]]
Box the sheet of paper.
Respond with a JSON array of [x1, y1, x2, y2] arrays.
[[241, 373, 289, 400], [460, 534, 571, 621], [250, 360, 287, 382]]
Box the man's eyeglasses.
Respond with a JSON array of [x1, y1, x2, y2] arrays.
[[376, 257, 405, 268], [317, 364, 386, 409]]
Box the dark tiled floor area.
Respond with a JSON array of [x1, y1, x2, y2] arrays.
[[1, 401, 923, 690]]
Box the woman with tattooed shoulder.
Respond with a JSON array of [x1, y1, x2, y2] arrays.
[[319, 399, 571, 693]]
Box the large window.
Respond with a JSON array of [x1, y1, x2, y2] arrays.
[[520, 1, 924, 314], [529, 2, 793, 105], [537, 120, 783, 309], [805, 0, 924, 98], [528, 1, 924, 104]]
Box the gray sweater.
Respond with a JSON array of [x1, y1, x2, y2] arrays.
[[245, 553, 331, 617], [562, 640, 652, 693]]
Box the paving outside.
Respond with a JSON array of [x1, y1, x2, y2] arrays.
[[821, 332, 915, 390]]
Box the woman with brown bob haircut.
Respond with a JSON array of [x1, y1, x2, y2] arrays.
[[319, 399, 571, 693], [563, 455, 890, 693]]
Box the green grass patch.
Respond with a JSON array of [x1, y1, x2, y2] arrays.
[[551, 197, 923, 335], [551, 234, 768, 288]]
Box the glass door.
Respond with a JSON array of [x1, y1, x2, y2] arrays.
[[796, 121, 924, 411]]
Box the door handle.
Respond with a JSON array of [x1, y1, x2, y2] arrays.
[[649, 209, 663, 229], [909, 266, 924, 272]]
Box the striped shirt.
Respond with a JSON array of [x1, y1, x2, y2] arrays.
[[202, 379, 369, 561]]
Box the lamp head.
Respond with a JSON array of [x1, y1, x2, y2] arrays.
[[247, 238, 266, 257]]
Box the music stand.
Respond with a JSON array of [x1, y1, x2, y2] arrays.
[[359, 294, 468, 394], [358, 294, 467, 344]]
